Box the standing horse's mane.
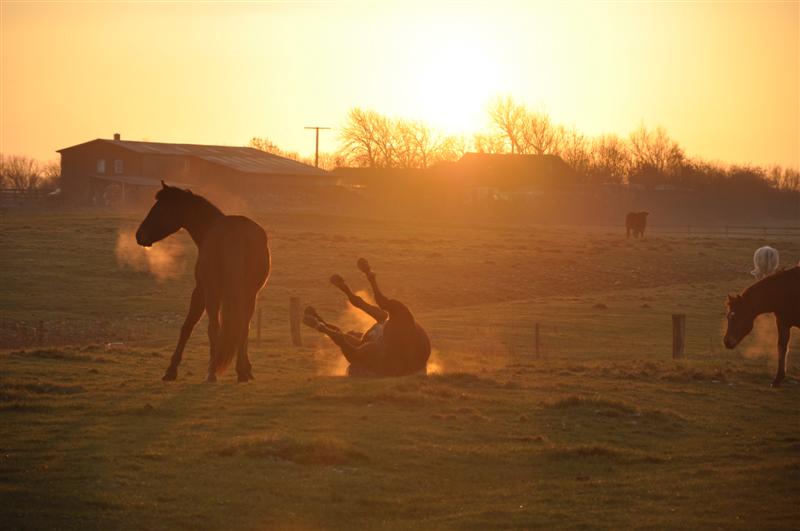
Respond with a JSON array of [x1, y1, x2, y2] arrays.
[[731, 266, 800, 309], [156, 185, 223, 217]]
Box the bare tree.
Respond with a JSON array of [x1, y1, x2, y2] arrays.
[[588, 134, 631, 184], [432, 134, 466, 165], [338, 108, 397, 168], [396, 120, 464, 168], [338, 109, 462, 169], [520, 112, 565, 156], [767, 165, 800, 192], [628, 124, 684, 177], [392, 119, 422, 169], [472, 132, 508, 154], [558, 127, 590, 176], [487, 97, 566, 156], [0, 154, 44, 190], [488, 96, 526, 154]]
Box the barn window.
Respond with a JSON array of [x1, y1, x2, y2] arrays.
[[96, 159, 106, 173], [114, 159, 124, 174]]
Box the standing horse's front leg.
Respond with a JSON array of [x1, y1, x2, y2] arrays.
[[163, 285, 205, 381], [772, 321, 791, 388]]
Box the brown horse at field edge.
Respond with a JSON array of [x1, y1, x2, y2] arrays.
[[136, 182, 270, 382], [724, 266, 799, 387]]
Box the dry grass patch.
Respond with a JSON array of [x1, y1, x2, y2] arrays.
[[215, 433, 367, 466]]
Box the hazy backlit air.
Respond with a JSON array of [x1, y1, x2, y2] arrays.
[[1, 1, 797, 167]]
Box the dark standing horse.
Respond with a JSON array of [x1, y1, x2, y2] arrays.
[[136, 182, 270, 382], [724, 266, 799, 387], [626, 211, 649, 238], [303, 258, 431, 377]]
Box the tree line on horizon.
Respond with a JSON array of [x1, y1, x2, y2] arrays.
[[1, 96, 797, 194], [252, 96, 799, 193], [0, 154, 59, 191]]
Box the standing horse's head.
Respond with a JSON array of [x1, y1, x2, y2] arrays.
[[723, 294, 754, 349], [136, 181, 188, 247]]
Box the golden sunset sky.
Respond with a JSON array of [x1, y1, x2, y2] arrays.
[[1, 1, 798, 167]]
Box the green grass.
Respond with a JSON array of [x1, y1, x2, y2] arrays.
[[1, 210, 799, 530]]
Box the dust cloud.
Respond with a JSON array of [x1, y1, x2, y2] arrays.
[[313, 290, 377, 376], [740, 314, 777, 360], [115, 229, 184, 281]]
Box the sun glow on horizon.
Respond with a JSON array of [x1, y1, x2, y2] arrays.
[[406, 31, 509, 135]]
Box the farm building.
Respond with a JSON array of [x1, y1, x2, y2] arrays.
[[334, 152, 578, 192], [57, 134, 334, 207], [443, 152, 578, 189], [333, 152, 578, 206]]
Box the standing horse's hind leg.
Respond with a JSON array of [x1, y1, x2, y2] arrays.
[[772, 321, 791, 388], [163, 285, 205, 381], [205, 296, 221, 383], [236, 294, 257, 383], [235, 338, 252, 382]]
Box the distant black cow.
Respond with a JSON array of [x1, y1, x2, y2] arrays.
[[625, 211, 649, 238]]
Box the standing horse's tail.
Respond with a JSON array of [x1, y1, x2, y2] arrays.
[[211, 257, 249, 376]]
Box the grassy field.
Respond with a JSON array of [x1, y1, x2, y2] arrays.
[[1, 209, 799, 530]]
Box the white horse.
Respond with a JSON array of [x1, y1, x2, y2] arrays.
[[751, 246, 780, 280]]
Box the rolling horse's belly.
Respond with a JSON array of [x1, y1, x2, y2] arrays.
[[348, 322, 431, 377]]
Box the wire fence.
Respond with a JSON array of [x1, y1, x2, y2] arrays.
[[649, 225, 800, 238]]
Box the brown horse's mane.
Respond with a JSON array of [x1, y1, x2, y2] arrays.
[[731, 266, 800, 309], [156, 185, 224, 218]]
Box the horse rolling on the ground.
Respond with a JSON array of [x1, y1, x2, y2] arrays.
[[751, 245, 780, 280], [136, 182, 270, 382], [625, 211, 649, 238], [303, 258, 431, 377], [723, 266, 799, 387]]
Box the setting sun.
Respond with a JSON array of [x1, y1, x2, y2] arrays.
[[407, 29, 507, 134]]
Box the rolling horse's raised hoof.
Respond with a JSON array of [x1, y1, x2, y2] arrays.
[[356, 258, 372, 275], [329, 274, 347, 291], [305, 306, 323, 322], [162, 366, 178, 382], [303, 307, 322, 329]]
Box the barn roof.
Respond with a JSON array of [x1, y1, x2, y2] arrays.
[[444, 152, 579, 188], [58, 138, 328, 177]]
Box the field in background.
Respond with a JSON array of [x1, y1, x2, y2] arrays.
[[1, 210, 799, 529]]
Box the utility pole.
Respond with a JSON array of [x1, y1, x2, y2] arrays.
[[304, 126, 331, 168]]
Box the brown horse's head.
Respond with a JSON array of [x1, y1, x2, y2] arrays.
[[136, 181, 189, 247], [723, 294, 754, 349]]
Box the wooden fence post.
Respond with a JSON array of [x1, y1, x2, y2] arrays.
[[289, 297, 302, 347], [256, 307, 262, 348], [534, 323, 540, 359], [672, 314, 686, 359]]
